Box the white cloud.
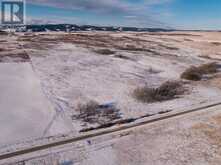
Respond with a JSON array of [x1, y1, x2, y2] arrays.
[[28, 0, 173, 14], [25, 0, 173, 28], [29, 0, 130, 13]]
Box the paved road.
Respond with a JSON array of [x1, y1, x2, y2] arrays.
[[1, 101, 221, 162]]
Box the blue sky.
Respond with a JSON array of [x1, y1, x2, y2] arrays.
[[8, 0, 221, 29]]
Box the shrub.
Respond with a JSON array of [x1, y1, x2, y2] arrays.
[[76, 100, 99, 117], [181, 62, 219, 81], [181, 66, 202, 81], [198, 62, 219, 74], [73, 101, 121, 124], [133, 81, 185, 103]]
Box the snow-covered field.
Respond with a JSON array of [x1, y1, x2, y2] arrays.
[[19, 32, 221, 132], [10, 104, 221, 165], [1, 31, 221, 164], [0, 63, 69, 145], [0, 35, 70, 148]]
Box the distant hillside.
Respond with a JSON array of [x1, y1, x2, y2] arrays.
[[1, 24, 174, 32]]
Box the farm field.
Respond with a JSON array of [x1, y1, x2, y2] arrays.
[[1, 31, 221, 164]]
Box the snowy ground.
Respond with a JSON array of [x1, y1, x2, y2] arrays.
[[5, 104, 221, 165], [0, 35, 70, 148], [1, 31, 221, 164], [18, 31, 221, 132], [0, 62, 70, 145]]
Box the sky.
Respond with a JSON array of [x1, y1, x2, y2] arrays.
[[2, 0, 221, 30]]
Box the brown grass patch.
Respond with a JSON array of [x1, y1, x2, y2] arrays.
[[57, 33, 158, 53], [114, 54, 132, 60], [18, 35, 58, 50], [192, 123, 220, 144], [184, 38, 194, 42], [181, 62, 220, 81], [94, 49, 115, 55], [17, 35, 37, 42], [148, 33, 201, 37], [192, 115, 221, 156], [17, 37, 33, 42], [0, 52, 30, 63], [118, 44, 147, 52], [133, 81, 185, 103], [72, 101, 121, 124], [211, 42, 221, 46]]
